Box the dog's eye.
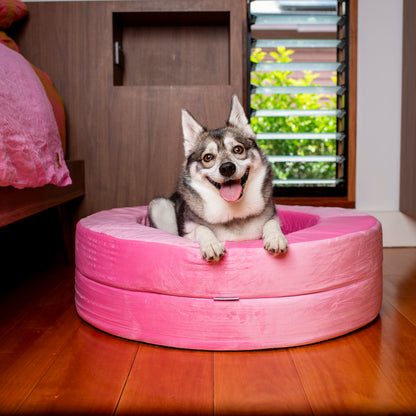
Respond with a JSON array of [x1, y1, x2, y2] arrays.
[[203, 153, 215, 163], [233, 145, 244, 154]]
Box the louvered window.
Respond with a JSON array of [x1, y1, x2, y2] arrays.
[[248, 0, 353, 199]]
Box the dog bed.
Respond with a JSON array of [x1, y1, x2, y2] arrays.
[[75, 205, 383, 350]]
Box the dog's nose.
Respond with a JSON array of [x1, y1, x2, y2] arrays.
[[220, 162, 236, 178]]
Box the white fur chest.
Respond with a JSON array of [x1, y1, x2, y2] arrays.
[[184, 164, 272, 241], [209, 212, 270, 241]]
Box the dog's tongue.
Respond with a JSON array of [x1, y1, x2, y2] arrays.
[[220, 180, 242, 202]]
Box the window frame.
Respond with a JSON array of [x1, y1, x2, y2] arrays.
[[246, 0, 357, 208]]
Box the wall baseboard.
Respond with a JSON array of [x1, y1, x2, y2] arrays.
[[363, 210, 416, 247]]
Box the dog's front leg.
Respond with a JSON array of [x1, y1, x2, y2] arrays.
[[185, 225, 226, 262], [262, 218, 288, 256]]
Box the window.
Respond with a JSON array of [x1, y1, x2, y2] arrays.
[[248, 0, 356, 206]]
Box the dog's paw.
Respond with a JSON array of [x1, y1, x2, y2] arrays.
[[200, 239, 226, 262], [262, 219, 288, 256], [263, 232, 288, 256]]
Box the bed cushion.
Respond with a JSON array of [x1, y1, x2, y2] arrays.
[[0, 43, 71, 188], [75, 205, 383, 350]]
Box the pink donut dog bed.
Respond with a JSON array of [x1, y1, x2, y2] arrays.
[[75, 205, 383, 351]]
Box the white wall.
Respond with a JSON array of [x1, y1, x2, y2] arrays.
[[356, 0, 416, 246], [356, 0, 402, 211]]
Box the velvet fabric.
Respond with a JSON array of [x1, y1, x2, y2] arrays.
[[75, 205, 383, 350], [0, 44, 71, 188]]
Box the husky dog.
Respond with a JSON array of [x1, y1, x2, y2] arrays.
[[148, 95, 288, 262]]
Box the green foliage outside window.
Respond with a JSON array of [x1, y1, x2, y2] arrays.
[[250, 47, 338, 184]]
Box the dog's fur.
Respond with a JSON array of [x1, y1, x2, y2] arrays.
[[148, 95, 288, 262]]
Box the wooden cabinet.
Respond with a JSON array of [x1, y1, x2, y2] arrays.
[[400, 0, 416, 217], [16, 1, 247, 219]]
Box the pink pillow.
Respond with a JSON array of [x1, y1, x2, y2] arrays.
[[0, 44, 71, 188], [0, 31, 67, 155]]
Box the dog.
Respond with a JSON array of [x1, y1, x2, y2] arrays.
[[148, 95, 288, 262]]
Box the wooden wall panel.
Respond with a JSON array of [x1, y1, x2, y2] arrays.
[[400, 0, 416, 217], [15, 1, 246, 219], [117, 12, 230, 86]]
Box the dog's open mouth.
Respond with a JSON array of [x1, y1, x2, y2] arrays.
[[208, 168, 250, 203]]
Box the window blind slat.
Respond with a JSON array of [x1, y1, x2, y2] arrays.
[[268, 155, 344, 163], [252, 62, 342, 72], [253, 39, 342, 48], [252, 85, 345, 95], [251, 14, 342, 26], [252, 108, 345, 118], [256, 132, 345, 140], [273, 179, 342, 186]]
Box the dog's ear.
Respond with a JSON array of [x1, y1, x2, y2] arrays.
[[182, 109, 205, 157], [227, 95, 255, 137]]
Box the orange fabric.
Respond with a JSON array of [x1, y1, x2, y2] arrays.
[[0, 0, 27, 29], [30, 65, 67, 156], [0, 30, 19, 51]]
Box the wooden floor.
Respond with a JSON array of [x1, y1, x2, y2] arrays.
[[1, 247, 415, 415]]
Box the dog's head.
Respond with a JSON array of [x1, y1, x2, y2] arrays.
[[181, 95, 269, 204]]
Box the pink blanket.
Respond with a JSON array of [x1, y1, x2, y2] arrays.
[[0, 44, 71, 188]]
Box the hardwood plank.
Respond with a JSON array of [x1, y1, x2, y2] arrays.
[[14, 273, 75, 331], [17, 322, 138, 415], [364, 302, 416, 411], [1, 248, 415, 415], [0, 265, 76, 380], [383, 247, 416, 325], [382, 247, 416, 276], [214, 349, 312, 415], [0, 305, 81, 414], [115, 344, 213, 415], [0, 160, 85, 227], [0, 265, 75, 351], [290, 300, 416, 415]]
